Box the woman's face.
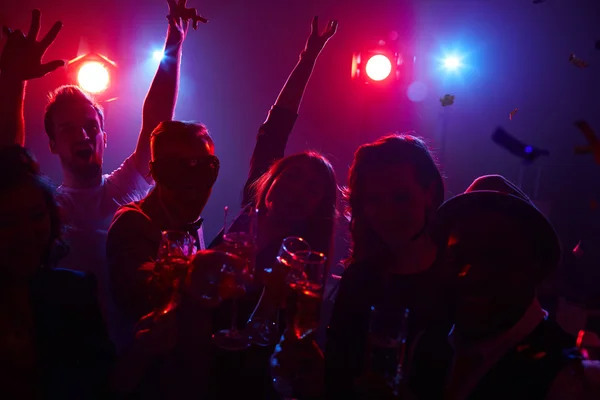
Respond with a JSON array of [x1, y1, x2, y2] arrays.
[[360, 163, 434, 248], [265, 159, 329, 223], [0, 180, 52, 280]]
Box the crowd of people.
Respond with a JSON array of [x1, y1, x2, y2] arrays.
[[1, 2, 600, 399]]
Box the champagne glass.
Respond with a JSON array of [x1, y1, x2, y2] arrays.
[[153, 230, 195, 317], [212, 207, 258, 351], [368, 306, 410, 395], [245, 237, 312, 347], [285, 250, 327, 340]]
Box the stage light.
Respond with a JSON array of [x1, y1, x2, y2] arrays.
[[365, 55, 393, 81], [77, 62, 110, 94], [443, 55, 462, 71], [153, 50, 164, 61], [67, 53, 117, 98], [352, 50, 407, 85]]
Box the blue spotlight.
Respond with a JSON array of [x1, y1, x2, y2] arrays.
[[153, 50, 164, 61], [442, 54, 463, 71]]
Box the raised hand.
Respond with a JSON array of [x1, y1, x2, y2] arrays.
[[166, 0, 208, 43], [305, 16, 338, 56], [0, 9, 64, 81]]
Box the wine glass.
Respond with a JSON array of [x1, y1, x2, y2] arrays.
[[212, 207, 258, 351], [368, 306, 410, 396], [285, 250, 327, 340], [153, 230, 195, 317], [245, 236, 312, 347]]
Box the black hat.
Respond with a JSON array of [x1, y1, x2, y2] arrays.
[[435, 175, 561, 280]]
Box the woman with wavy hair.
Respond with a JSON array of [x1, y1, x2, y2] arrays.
[[325, 133, 451, 397]]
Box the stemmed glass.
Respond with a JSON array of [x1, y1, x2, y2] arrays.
[[368, 306, 411, 396], [245, 236, 311, 347], [285, 250, 327, 340], [212, 207, 258, 351], [153, 230, 195, 317]]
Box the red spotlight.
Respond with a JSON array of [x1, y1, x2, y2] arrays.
[[67, 53, 117, 98], [352, 50, 403, 84]]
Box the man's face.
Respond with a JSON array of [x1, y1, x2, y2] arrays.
[[49, 100, 105, 181], [151, 134, 217, 226], [444, 209, 538, 338]]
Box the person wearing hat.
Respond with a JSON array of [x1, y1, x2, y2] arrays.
[[409, 174, 600, 399]]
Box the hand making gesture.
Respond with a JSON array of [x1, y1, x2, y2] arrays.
[[304, 16, 338, 58], [166, 0, 208, 44], [0, 9, 64, 81]]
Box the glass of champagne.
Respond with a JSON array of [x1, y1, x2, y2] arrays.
[[368, 306, 410, 395], [245, 236, 311, 347], [212, 206, 258, 351], [153, 230, 195, 317], [285, 250, 327, 340]]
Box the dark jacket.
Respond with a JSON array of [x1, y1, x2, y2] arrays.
[[31, 268, 116, 399]]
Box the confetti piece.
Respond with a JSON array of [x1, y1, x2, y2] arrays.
[[440, 94, 455, 107], [509, 108, 519, 120], [574, 121, 600, 165], [492, 127, 550, 163], [569, 53, 589, 68], [573, 240, 583, 258]]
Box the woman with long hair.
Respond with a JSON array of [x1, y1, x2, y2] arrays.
[[0, 145, 115, 398], [206, 17, 339, 399], [325, 133, 451, 397]]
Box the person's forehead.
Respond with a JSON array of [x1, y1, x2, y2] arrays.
[[154, 135, 214, 159], [361, 163, 420, 191], [52, 100, 100, 124]]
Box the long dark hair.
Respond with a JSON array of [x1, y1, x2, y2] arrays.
[[345, 134, 445, 266], [0, 145, 67, 267], [251, 151, 338, 260]]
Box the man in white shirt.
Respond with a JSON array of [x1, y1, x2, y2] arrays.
[[0, 2, 205, 342]]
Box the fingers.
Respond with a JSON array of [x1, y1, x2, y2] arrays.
[[39, 20, 62, 50], [311, 16, 319, 35], [40, 59, 65, 76], [27, 9, 41, 40], [327, 20, 338, 37]]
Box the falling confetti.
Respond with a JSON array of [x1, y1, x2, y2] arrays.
[[509, 108, 519, 120], [569, 53, 589, 68], [573, 240, 583, 258], [492, 127, 550, 163], [440, 94, 455, 107], [574, 121, 600, 165]]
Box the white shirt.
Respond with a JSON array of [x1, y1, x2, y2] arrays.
[[56, 156, 152, 342]]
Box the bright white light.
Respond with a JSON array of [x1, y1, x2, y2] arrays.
[[443, 55, 462, 71], [153, 50, 164, 61], [77, 61, 110, 94], [365, 54, 393, 81]]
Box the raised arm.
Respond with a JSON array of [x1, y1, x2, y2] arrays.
[[241, 17, 338, 205], [132, 0, 206, 177], [0, 9, 63, 147]]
